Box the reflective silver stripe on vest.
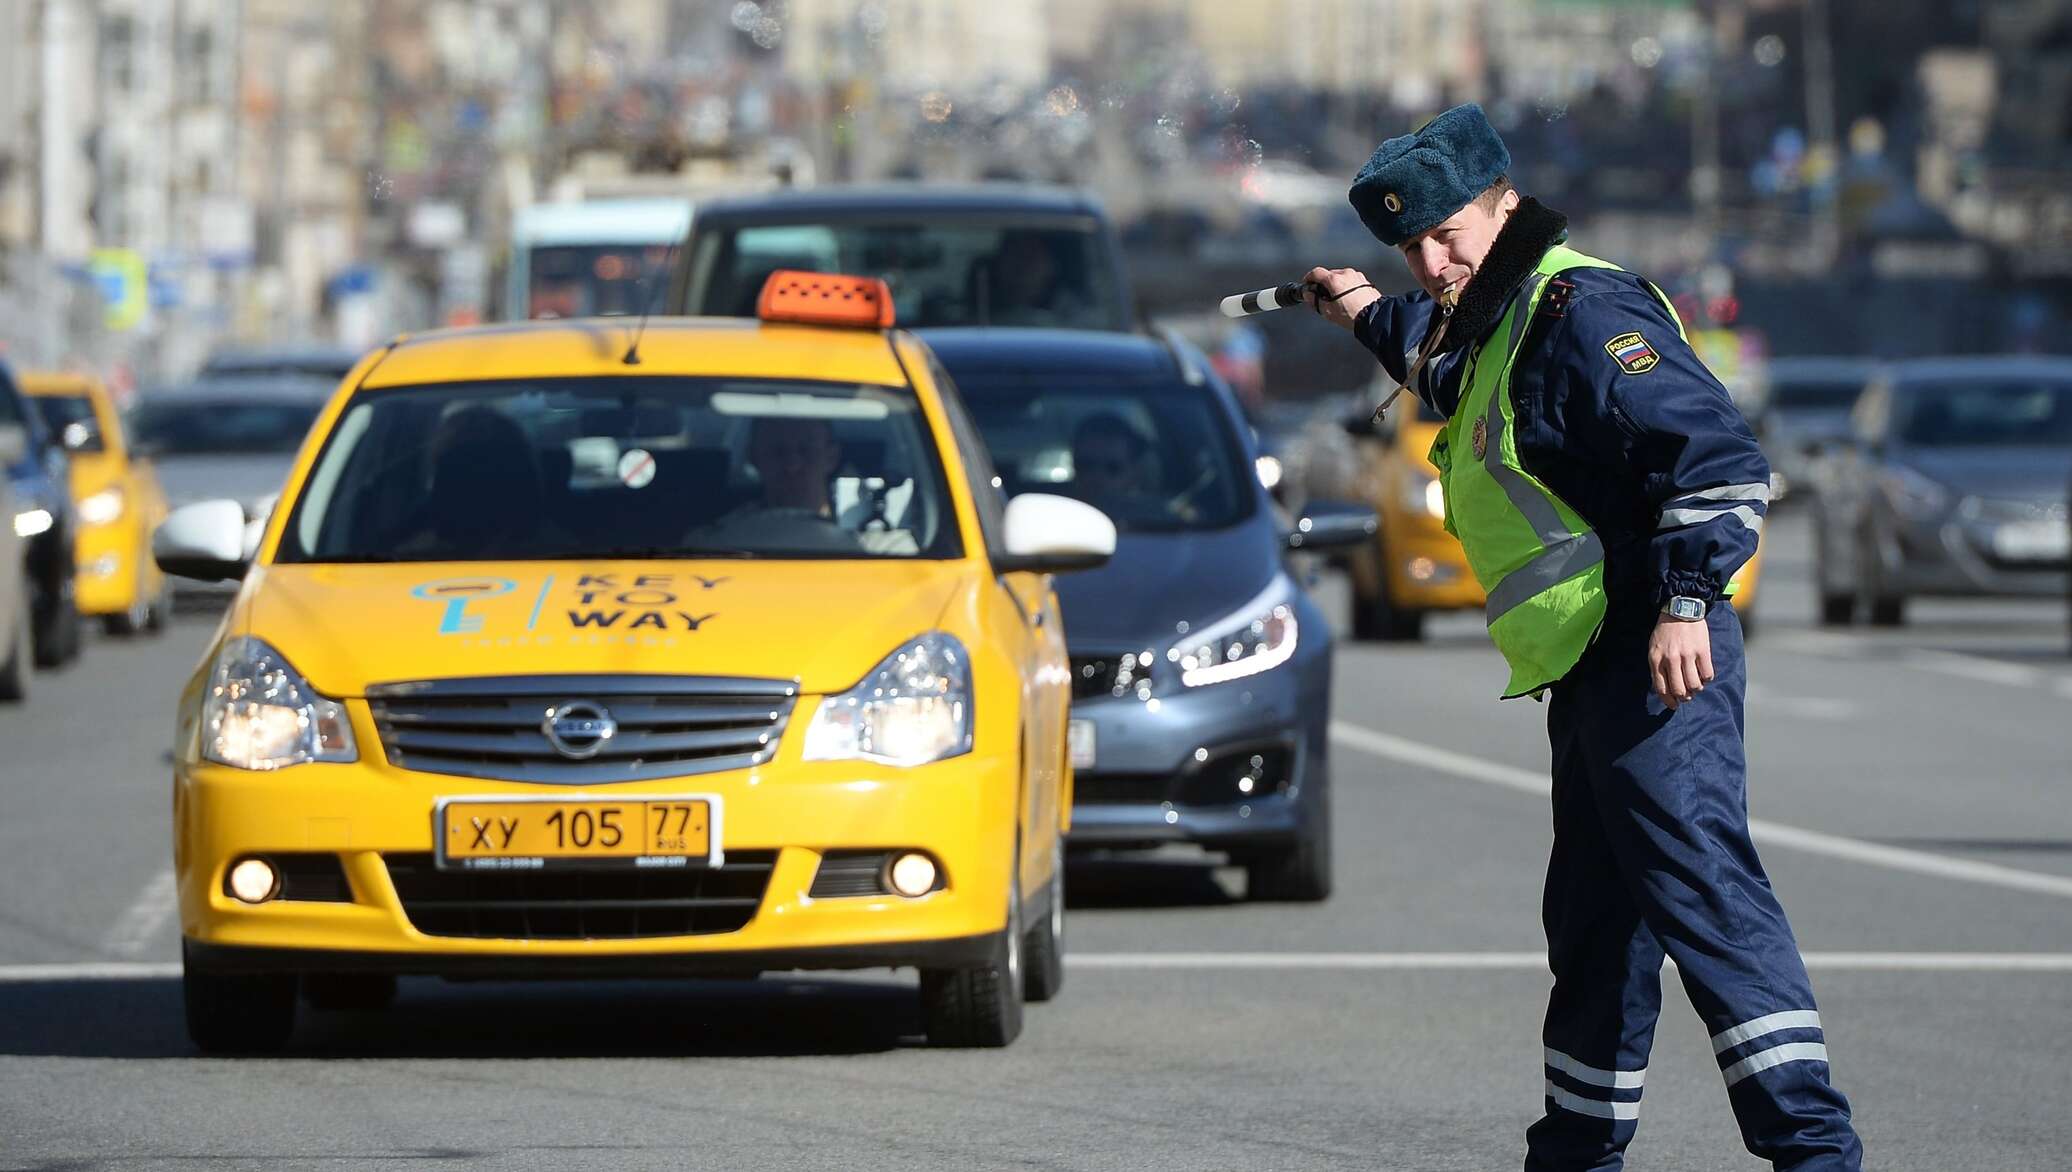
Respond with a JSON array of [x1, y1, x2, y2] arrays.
[[1659, 505, 1765, 534], [1477, 274, 1607, 627], [1721, 1042, 1830, 1087], [1544, 1047, 1646, 1089], [1667, 481, 1771, 508], [1711, 1010, 1823, 1054], [1545, 1080, 1642, 1121]]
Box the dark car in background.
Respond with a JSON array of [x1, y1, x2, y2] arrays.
[[198, 344, 361, 385], [128, 374, 333, 596], [0, 362, 81, 669], [669, 184, 1135, 331], [1812, 356, 2072, 626], [1761, 356, 1882, 503], [923, 327, 1373, 901], [0, 426, 30, 700]]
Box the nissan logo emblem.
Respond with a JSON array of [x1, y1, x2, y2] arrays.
[[541, 700, 617, 760]]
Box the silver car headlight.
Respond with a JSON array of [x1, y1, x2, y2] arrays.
[[1175, 576, 1300, 688], [802, 632, 973, 766], [201, 636, 357, 770]]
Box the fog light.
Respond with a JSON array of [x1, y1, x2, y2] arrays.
[[227, 857, 280, 904], [886, 852, 937, 898]]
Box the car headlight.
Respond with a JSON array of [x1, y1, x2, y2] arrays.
[[1402, 468, 1445, 519], [13, 508, 53, 538], [77, 486, 125, 525], [201, 636, 357, 770], [1175, 576, 1300, 688], [1880, 465, 1949, 521], [802, 632, 973, 766], [1255, 454, 1283, 490]]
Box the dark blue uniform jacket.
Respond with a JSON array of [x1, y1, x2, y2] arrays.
[[1353, 264, 1769, 617]]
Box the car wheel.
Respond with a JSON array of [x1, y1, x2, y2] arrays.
[[1366, 568, 1425, 642], [1858, 533, 1905, 628], [0, 595, 29, 702], [1245, 783, 1333, 903], [920, 860, 1025, 1048], [183, 942, 297, 1054], [302, 972, 398, 1012], [1022, 839, 1065, 1003], [1817, 592, 1856, 626], [31, 574, 80, 668], [143, 574, 171, 634]]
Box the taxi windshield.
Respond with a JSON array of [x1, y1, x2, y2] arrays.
[[953, 376, 1253, 532], [276, 377, 962, 563]]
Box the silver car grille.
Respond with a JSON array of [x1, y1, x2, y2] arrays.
[[366, 674, 797, 784]]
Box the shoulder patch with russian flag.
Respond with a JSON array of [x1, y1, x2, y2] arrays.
[[1604, 331, 1659, 375]]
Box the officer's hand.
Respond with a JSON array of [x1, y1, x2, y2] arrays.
[[1648, 617, 1715, 710], [1302, 266, 1382, 333]]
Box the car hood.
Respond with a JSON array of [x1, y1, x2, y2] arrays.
[[235, 560, 970, 697], [1900, 448, 2072, 501], [154, 454, 298, 513], [1055, 524, 1277, 649]]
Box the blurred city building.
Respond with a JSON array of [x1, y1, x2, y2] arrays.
[[0, 0, 2065, 387]]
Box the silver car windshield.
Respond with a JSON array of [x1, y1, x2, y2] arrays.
[[1897, 380, 2072, 447]]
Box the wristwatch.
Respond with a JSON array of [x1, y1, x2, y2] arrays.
[[1661, 596, 1708, 622]]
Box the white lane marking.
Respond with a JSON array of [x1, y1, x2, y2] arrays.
[[5, 955, 2069, 983], [0, 961, 180, 981], [1902, 649, 2045, 689], [99, 869, 177, 958], [1068, 953, 2072, 973], [1746, 685, 1858, 721], [1329, 722, 2072, 901]]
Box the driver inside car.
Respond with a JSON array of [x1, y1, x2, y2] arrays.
[[697, 416, 916, 554]]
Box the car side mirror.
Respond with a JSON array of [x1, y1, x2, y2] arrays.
[[0, 424, 25, 466], [1286, 500, 1378, 551], [993, 493, 1116, 574], [155, 499, 249, 582]]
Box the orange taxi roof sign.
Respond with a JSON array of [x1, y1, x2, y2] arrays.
[[756, 270, 896, 329]]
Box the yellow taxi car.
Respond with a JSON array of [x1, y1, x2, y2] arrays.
[[19, 371, 170, 634], [1344, 388, 1764, 640], [153, 272, 1113, 1053]]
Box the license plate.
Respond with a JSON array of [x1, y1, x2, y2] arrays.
[[437, 796, 717, 871], [1992, 520, 2070, 562], [1068, 719, 1097, 769]]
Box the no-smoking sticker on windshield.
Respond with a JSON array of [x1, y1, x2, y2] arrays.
[[617, 448, 656, 489]]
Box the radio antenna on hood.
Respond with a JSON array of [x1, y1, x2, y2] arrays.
[[622, 235, 683, 367]]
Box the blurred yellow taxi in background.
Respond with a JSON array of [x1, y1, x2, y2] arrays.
[[154, 272, 1112, 1053], [1344, 385, 1764, 641], [19, 371, 170, 635]]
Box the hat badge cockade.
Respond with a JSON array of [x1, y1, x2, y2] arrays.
[[1383, 191, 1404, 214]]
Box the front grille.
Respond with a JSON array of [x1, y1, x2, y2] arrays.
[[1071, 652, 1154, 701], [367, 674, 796, 784], [383, 851, 775, 939]]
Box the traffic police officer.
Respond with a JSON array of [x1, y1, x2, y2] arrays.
[[1305, 104, 1864, 1171]]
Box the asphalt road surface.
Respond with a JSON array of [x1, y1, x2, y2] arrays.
[[3, 512, 2069, 1171]]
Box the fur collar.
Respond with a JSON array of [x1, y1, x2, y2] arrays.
[[1426, 197, 1569, 355]]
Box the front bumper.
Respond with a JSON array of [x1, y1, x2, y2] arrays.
[[1065, 621, 1329, 850], [175, 721, 1018, 973], [1880, 505, 2071, 598], [72, 522, 142, 616]]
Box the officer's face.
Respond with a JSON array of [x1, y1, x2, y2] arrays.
[[1398, 189, 1520, 300]]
